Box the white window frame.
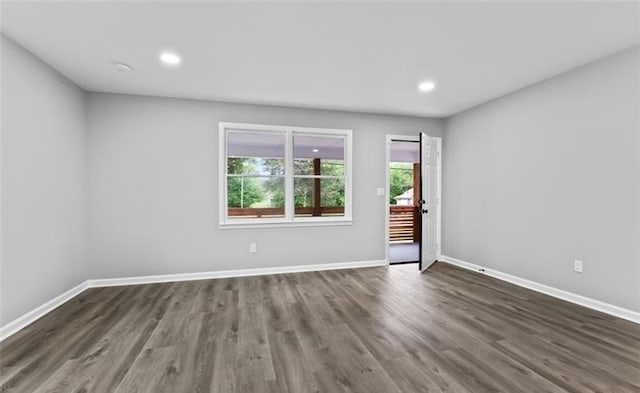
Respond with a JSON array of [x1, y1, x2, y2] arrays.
[[219, 122, 353, 229]]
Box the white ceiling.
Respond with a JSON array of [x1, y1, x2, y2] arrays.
[[1, 1, 638, 118]]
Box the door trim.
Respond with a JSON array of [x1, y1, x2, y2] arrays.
[[436, 137, 442, 263], [384, 134, 420, 265]]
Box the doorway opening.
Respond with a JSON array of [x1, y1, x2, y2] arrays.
[[387, 138, 421, 264]]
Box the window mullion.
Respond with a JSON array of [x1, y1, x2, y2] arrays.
[[284, 130, 294, 221]]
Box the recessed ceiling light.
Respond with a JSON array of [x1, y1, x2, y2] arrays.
[[160, 51, 181, 66], [418, 81, 436, 92], [113, 62, 133, 71], [312, 148, 319, 153]]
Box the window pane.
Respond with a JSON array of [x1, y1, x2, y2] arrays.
[[227, 157, 285, 175], [320, 160, 344, 177], [293, 159, 314, 176], [227, 176, 285, 219], [293, 134, 344, 176], [227, 131, 285, 175], [320, 178, 345, 208], [293, 177, 345, 217], [293, 177, 313, 208]]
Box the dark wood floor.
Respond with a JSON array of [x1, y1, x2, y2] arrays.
[[1, 262, 639, 393]]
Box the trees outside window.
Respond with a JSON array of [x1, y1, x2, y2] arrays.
[[389, 163, 413, 205]]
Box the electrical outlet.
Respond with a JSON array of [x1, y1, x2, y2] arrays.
[[249, 242, 257, 253], [574, 259, 583, 273], [376, 187, 385, 196]]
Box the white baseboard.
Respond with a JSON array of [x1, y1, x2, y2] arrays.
[[439, 255, 640, 324], [0, 259, 387, 341], [0, 281, 89, 342], [87, 259, 387, 287]]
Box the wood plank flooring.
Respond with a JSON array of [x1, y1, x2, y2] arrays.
[[1, 262, 639, 392]]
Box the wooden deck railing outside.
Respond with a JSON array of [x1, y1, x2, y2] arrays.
[[389, 205, 419, 243], [229, 205, 418, 243], [228, 206, 344, 218]]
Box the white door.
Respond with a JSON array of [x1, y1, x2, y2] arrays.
[[419, 132, 440, 271]]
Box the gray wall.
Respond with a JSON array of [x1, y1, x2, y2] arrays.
[[443, 46, 640, 311], [86, 93, 443, 279], [1, 35, 87, 325]]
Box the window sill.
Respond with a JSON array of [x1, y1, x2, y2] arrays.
[[219, 218, 353, 230]]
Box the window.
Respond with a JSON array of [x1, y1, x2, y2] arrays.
[[220, 122, 352, 228]]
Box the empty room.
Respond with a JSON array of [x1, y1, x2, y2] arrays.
[[0, 1, 638, 392]]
